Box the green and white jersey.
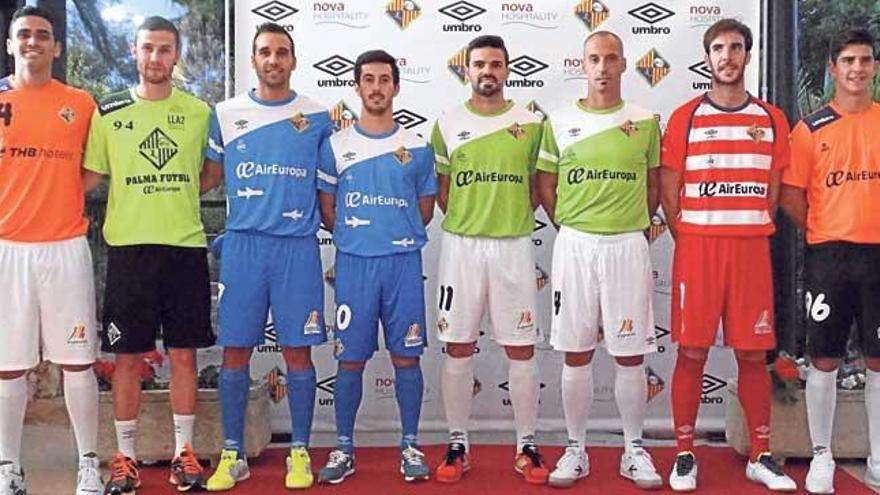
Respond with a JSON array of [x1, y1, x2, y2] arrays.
[[537, 100, 659, 234], [431, 100, 541, 238], [84, 88, 211, 247]]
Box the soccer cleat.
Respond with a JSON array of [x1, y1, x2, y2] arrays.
[[514, 444, 550, 485], [620, 447, 663, 489], [669, 451, 697, 492], [866, 456, 880, 487], [0, 461, 25, 495], [745, 452, 796, 492], [317, 449, 354, 485], [435, 442, 471, 483], [400, 446, 430, 482], [285, 447, 314, 489], [805, 450, 835, 494], [548, 446, 589, 488], [76, 453, 103, 495], [170, 443, 206, 492], [104, 453, 140, 495], [206, 449, 250, 491]]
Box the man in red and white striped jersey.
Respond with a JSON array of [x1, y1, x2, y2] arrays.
[[660, 18, 796, 492]]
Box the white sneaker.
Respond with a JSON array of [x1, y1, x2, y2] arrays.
[[669, 451, 697, 492], [548, 446, 589, 488], [805, 450, 835, 494], [865, 456, 880, 487], [0, 461, 25, 495], [76, 453, 103, 495], [746, 453, 796, 492], [620, 448, 662, 489]]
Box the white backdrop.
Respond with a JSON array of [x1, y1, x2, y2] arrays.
[[212, 0, 764, 442]]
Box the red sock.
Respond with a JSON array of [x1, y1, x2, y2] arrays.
[[672, 352, 706, 452], [736, 357, 771, 460]]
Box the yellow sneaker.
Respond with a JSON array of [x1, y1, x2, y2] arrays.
[[206, 449, 250, 491], [285, 447, 314, 489]]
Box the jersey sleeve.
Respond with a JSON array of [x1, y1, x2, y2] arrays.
[[82, 110, 109, 175], [647, 117, 661, 169], [527, 121, 542, 174], [782, 121, 813, 188], [205, 109, 224, 163], [415, 146, 438, 197], [769, 107, 792, 172], [316, 137, 338, 194], [430, 120, 450, 176], [661, 105, 691, 172], [536, 118, 560, 174]]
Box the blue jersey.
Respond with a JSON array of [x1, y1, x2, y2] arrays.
[[206, 90, 332, 237], [317, 124, 437, 257]]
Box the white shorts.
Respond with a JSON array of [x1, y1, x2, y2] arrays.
[[0, 236, 98, 370], [435, 232, 540, 346], [549, 226, 657, 357]]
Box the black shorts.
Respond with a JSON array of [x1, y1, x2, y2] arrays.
[[101, 245, 215, 353], [805, 242, 880, 358]]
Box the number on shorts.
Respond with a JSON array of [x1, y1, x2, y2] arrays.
[[336, 304, 352, 331], [438, 285, 453, 311], [553, 290, 561, 316], [805, 291, 831, 323]]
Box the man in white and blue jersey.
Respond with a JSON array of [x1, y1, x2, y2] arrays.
[[315, 50, 437, 485], [199, 23, 332, 491]]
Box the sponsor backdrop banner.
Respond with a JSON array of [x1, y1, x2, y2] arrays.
[[218, 0, 762, 442]]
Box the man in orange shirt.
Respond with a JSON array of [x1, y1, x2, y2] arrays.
[[780, 29, 880, 494], [0, 6, 101, 495]]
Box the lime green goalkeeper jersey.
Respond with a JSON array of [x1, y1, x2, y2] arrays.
[[537, 100, 659, 234], [431, 100, 542, 238]]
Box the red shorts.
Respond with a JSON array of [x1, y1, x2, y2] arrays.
[[671, 234, 776, 350]]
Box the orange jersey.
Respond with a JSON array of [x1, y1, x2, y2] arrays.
[[0, 78, 95, 242], [662, 94, 790, 237], [783, 102, 880, 244]]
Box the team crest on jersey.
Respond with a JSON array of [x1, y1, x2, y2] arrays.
[[619, 120, 638, 137], [386, 0, 421, 29], [747, 123, 766, 143], [517, 311, 534, 330], [263, 367, 287, 403], [393, 146, 413, 165], [618, 318, 635, 338], [139, 128, 179, 170], [646, 366, 665, 403], [290, 112, 310, 133], [58, 106, 76, 124], [507, 122, 526, 140], [437, 317, 449, 334], [67, 323, 87, 345], [754, 310, 772, 334], [404, 323, 423, 347], [303, 310, 321, 334], [574, 0, 610, 31]]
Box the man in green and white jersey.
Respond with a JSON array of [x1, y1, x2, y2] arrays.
[[536, 32, 661, 490], [432, 35, 549, 485], [82, 16, 214, 494]]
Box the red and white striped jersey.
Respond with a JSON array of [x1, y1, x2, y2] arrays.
[[661, 93, 790, 237]]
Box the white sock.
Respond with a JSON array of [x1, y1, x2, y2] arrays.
[[562, 362, 593, 451], [806, 366, 837, 454], [115, 419, 138, 460], [509, 357, 539, 452], [615, 363, 647, 452], [866, 369, 880, 461], [0, 376, 27, 466], [442, 355, 474, 451], [63, 369, 99, 458], [173, 414, 196, 457]]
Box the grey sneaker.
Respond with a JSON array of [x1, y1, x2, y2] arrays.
[[0, 461, 25, 495], [317, 449, 354, 485], [400, 446, 429, 482]]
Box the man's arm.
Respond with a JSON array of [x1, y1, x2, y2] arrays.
[[535, 171, 558, 225], [436, 174, 449, 214], [767, 169, 782, 217], [200, 159, 224, 193], [419, 196, 435, 225], [82, 170, 105, 193], [778, 184, 807, 231], [647, 168, 660, 217], [659, 167, 683, 238], [319, 191, 336, 232]]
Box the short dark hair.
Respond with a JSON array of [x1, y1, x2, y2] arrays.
[[466, 35, 509, 66], [702, 18, 753, 54], [136, 16, 180, 52], [584, 30, 624, 56], [252, 22, 295, 56], [354, 50, 399, 85], [9, 6, 56, 38], [829, 29, 877, 62]]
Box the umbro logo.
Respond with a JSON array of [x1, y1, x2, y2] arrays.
[[252, 1, 298, 22], [628, 2, 675, 24], [688, 60, 712, 80], [393, 108, 428, 129], [701, 374, 726, 395], [439, 1, 486, 22], [313, 55, 355, 78], [508, 55, 549, 78], [317, 375, 337, 394]]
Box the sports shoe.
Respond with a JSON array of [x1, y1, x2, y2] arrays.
[[514, 444, 550, 485], [399, 446, 430, 482], [620, 447, 663, 489], [805, 450, 835, 494], [76, 453, 103, 495], [206, 449, 250, 491], [866, 456, 880, 487], [746, 452, 796, 492], [669, 451, 697, 492], [435, 442, 471, 483], [285, 447, 314, 489], [548, 446, 589, 488], [170, 443, 206, 492], [104, 453, 140, 495], [0, 461, 25, 495], [317, 449, 354, 485]]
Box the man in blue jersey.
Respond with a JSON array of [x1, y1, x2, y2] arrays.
[[315, 49, 437, 485], [199, 23, 332, 491]]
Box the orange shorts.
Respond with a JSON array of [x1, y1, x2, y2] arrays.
[[671, 234, 776, 350]]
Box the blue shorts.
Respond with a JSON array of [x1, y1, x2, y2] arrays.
[[218, 231, 326, 347], [333, 250, 426, 361]]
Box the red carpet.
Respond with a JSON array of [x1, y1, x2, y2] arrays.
[[137, 445, 872, 494]]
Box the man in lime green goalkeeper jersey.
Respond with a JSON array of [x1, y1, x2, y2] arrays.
[[535, 31, 662, 490], [432, 35, 549, 485], [82, 16, 213, 494]]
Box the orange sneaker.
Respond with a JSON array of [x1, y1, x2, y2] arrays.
[[435, 442, 471, 483], [515, 444, 550, 485], [104, 452, 140, 494], [169, 443, 206, 492]]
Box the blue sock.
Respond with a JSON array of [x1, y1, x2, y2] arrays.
[[219, 366, 250, 456], [286, 365, 317, 449], [394, 365, 423, 450], [334, 367, 364, 455]]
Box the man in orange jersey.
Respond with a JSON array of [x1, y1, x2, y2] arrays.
[[780, 29, 880, 494], [660, 18, 796, 492], [0, 6, 102, 495]]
